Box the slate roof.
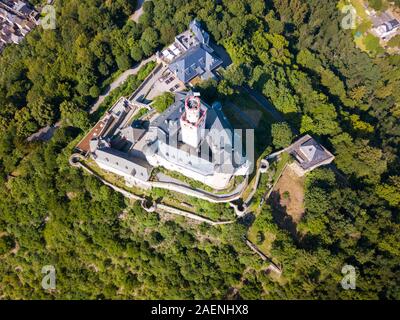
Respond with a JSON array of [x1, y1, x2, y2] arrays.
[[148, 92, 246, 174], [289, 135, 334, 170], [189, 19, 210, 45], [150, 92, 230, 138], [168, 44, 223, 83], [120, 126, 146, 144], [299, 140, 327, 163], [94, 147, 151, 181], [388, 19, 400, 29], [378, 19, 400, 33]]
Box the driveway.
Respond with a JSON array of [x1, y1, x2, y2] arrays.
[[129, 63, 169, 103], [90, 55, 156, 114]]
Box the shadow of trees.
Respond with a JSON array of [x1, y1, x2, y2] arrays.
[[269, 191, 322, 250], [269, 191, 298, 239]]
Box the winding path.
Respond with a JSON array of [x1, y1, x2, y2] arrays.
[[243, 86, 300, 135], [242, 86, 285, 123], [70, 154, 282, 273], [69, 154, 235, 225]]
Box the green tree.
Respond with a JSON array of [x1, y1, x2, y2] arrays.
[[0, 235, 15, 255], [140, 28, 159, 56], [130, 43, 144, 62], [152, 92, 175, 113], [223, 64, 246, 87], [271, 122, 293, 149], [60, 101, 90, 130], [331, 133, 387, 183], [89, 85, 101, 98], [376, 176, 400, 207], [30, 99, 56, 127]]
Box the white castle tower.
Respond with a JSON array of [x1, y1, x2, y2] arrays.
[[180, 95, 207, 148]]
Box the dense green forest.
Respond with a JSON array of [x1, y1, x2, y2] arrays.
[[0, 0, 399, 299]]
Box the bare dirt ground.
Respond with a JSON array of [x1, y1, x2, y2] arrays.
[[272, 166, 305, 224]]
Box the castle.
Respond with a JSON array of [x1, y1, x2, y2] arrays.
[[82, 92, 252, 190]]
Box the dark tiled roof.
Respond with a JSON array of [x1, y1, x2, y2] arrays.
[[388, 19, 400, 29], [149, 92, 245, 173], [168, 44, 222, 83], [95, 147, 151, 181], [289, 135, 334, 170], [189, 19, 210, 45]]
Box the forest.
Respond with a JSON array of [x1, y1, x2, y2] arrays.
[[0, 0, 399, 299]]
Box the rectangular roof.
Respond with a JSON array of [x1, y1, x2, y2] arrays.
[[288, 135, 335, 170], [95, 147, 151, 181]]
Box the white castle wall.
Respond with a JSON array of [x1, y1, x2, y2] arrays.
[[96, 161, 151, 190], [147, 153, 232, 190]]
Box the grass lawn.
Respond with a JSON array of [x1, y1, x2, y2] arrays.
[[356, 20, 372, 33], [271, 152, 290, 184], [364, 33, 385, 55], [126, 107, 149, 125], [247, 225, 276, 257], [349, 0, 370, 21], [245, 153, 293, 257]]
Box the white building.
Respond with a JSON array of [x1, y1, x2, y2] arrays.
[[374, 19, 400, 40], [86, 93, 252, 191], [143, 91, 252, 190]]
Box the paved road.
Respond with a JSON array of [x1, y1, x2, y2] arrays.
[[130, 0, 147, 22], [156, 172, 190, 187], [27, 120, 62, 142], [28, 54, 156, 141], [129, 63, 167, 103], [90, 55, 156, 114]]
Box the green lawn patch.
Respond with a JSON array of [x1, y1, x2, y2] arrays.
[[363, 33, 385, 55]]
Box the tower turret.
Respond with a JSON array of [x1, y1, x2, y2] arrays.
[[180, 95, 207, 148]]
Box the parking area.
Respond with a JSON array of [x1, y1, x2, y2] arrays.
[[146, 70, 186, 100]]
